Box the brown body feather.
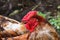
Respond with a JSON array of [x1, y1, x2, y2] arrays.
[[28, 22, 58, 40], [0, 15, 27, 40], [0, 15, 58, 40], [1, 22, 59, 40]]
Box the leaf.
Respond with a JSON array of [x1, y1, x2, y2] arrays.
[[57, 5, 60, 9], [37, 11, 46, 18], [9, 10, 20, 16]]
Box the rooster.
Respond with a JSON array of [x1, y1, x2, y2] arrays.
[[21, 11, 59, 40], [0, 11, 59, 40]]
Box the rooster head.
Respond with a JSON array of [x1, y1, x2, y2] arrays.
[[22, 11, 46, 32]]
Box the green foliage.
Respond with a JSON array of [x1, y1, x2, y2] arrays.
[[37, 11, 46, 18], [48, 11, 60, 30], [49, 17, 60, 30]]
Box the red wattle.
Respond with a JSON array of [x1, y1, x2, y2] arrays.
[[25, 18, 38, 32]]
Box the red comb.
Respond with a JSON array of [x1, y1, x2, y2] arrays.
[[22, 11, 37, 22]]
